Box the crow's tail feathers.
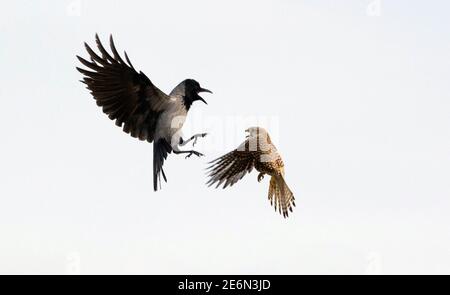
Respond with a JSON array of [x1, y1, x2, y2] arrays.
[[153, 139, 172, 191]]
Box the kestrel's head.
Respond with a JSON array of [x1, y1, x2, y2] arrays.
[[245, 127, 269, 139]]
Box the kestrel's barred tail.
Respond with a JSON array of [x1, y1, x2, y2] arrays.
[[269, 175, 295, 218]]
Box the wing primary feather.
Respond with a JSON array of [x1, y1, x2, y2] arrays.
[[76, 55, 104, 71], [84, 42, 108, 66], [109, 35, 126, 64], [124, 51, 135, 70], [95, 33, 116, 63]]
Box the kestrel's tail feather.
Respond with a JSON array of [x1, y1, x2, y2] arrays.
[[268, 175, 295, 218]]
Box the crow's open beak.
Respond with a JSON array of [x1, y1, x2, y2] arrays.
[[197, 88, 212, 104], [198, 88, 213, 94]]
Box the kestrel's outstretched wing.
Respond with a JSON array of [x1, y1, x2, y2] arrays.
[[206, 146, 260, 189]]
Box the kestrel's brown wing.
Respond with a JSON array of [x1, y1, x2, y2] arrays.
[[207, 148, 259, 189], [76, 34, 171, 142]]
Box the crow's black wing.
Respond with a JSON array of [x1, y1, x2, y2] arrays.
[[76, 34, 171, 142]]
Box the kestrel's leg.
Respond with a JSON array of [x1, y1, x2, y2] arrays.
[[257, 172, 265, 182]]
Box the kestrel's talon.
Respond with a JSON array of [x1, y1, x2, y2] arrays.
[[257, 173, 265, 182]]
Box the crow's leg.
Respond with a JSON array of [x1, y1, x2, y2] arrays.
[[257, 172, 265, 182], [173, 148, 204, 159], [179, 133, 207, 147]]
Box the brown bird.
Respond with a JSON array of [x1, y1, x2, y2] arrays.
[[207, 127, 295, 218]]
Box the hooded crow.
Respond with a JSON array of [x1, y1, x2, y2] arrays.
[[76, 34, 212, 191]]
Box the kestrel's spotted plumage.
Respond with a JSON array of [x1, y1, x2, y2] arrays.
[[207, 127, 295, 218]]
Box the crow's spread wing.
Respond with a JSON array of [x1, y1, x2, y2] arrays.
[[76, 34, 171, 142]]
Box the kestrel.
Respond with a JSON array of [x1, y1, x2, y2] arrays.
[[207, 127, 295, 218]]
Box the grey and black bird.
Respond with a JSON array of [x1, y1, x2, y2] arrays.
[[76, 34, 212, 191], [207, 127, 295, 218]]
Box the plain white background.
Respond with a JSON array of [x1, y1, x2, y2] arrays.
[[1, 0, 449, 274]]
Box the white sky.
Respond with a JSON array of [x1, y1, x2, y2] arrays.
[[1, 0, 450, 274]]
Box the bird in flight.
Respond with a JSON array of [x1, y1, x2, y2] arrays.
[[76, 34, 212, 191], [206, 127, 295, 218]]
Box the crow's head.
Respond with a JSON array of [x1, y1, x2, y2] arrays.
[[181, 79, 212, 108]]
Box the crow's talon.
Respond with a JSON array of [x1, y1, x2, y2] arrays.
[[192, 133, 207, 147], [185, 151, 204, 159]]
